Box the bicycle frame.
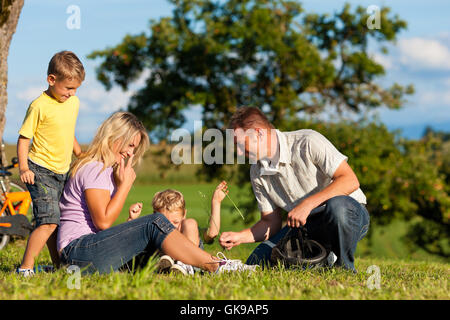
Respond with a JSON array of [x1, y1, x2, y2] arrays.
[[0, 179, 31, 228], [1, 191, 31, 216]]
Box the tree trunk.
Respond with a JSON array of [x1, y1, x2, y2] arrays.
[[0, 0, 24, 150]]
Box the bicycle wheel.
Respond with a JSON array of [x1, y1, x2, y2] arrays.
[[0, 203, 10, 250]]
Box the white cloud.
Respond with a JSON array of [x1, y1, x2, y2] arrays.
[[418, 91, 450, 106], [372, 53, 394, 70], [79, 85, 133, 113], [397, 37, 450, 70], [16, 86, 46, 102], [78, 71, 154, 113], [443, 77, 450, 87], [415, 76, 450, 106]]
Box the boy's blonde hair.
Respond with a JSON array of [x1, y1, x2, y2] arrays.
[[48, 50, 85, 82], [70, 111, 150, 176], [152, 189, 186, 214]]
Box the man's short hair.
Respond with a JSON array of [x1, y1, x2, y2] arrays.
[[228, 106, 274, 130], [152, 189, 186, 213], [47, 50, 85, 82]]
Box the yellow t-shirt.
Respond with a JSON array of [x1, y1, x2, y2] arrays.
[[19, 92, 79, 174]]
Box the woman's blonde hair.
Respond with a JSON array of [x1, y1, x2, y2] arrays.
[[70, 111, 150, 176], [152, 189, 186, 214]]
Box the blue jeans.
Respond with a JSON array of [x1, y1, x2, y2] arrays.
[[60, 213, 175, 274], [246, 196, 370, 272]]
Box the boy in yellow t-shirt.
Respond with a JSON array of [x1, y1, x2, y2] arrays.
[[16, 51, 85, 276]]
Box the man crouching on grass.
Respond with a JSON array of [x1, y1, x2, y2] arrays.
[[219, 106, 370, 272]]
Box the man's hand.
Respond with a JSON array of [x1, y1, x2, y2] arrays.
[[219, 231, 242, 250], [20, 169, 35, 185], [287, 201, 315, 228]]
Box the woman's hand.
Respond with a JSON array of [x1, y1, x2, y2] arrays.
[[128, 202, 143, 221], [212, 181, 228, 204], [114, 154, 136, 189]]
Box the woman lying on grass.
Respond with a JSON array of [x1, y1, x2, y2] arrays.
[[56, 111, 253, 275]]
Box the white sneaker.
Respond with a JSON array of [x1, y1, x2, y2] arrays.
[[170, 260, 195, 275], [327, 252, 338, 267], [16, 268, 35, 278], [156, 255, 174, 273], [215, 252, 258, 274]]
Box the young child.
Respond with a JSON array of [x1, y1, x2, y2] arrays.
[[16, 51, 85, 276], [152, 182, 229, 274]]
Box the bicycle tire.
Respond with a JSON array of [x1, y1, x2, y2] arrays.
[[0, 234, 9, 250], [0, 203, 11, 250]]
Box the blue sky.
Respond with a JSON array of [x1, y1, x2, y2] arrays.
[[5, 0, 450, 143]]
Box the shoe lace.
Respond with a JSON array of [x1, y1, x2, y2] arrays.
[[216, 252, 251, 271]]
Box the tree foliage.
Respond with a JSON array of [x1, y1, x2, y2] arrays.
[[89, 0, 413, 140]]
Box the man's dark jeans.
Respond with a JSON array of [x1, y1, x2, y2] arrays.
[[246, 196, 370, 272]]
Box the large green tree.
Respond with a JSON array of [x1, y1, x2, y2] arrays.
[[89, 0, 413, 194], [89, 0, 413, 139]]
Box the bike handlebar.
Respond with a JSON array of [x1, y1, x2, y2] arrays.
[[0, 170, 12, 176], [0, 157, 18, 177]]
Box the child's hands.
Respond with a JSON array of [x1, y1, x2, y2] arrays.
[[128, 202, 143, 221], [20, 169, 35, 185], [212, 181, 228, 204]]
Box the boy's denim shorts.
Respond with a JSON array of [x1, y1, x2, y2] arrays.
[[25, 160, 68, 228]]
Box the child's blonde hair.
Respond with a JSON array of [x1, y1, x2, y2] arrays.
[[152, 189, 186, 214], [70, 111, 150, 176], [48, 50, 85, 82]]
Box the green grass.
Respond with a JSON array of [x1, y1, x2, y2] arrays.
[[1, 241, 448, 299], [1, 183, 449, 300]]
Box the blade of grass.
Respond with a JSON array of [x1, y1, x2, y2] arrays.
[[224, 191, 245, 221]]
